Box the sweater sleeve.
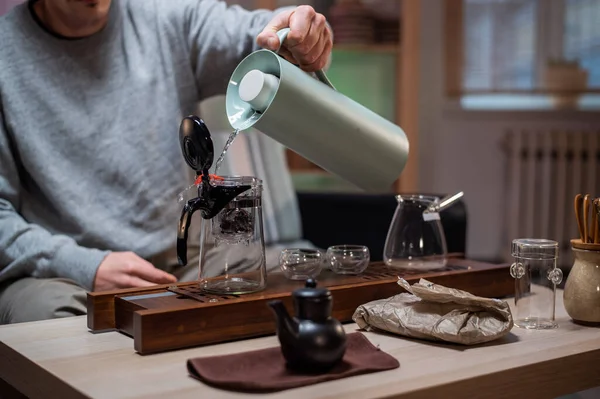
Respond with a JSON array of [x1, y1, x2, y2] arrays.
[[175, 0, 289, 101], [0, 106, 110, 291]]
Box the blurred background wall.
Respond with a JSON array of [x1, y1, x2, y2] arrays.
[[224, 0, 600, 266]]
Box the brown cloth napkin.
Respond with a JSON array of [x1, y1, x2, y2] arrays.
[[186, 332, 399, 393]]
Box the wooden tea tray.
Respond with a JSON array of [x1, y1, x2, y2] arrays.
[[87, 258, 513, 354]]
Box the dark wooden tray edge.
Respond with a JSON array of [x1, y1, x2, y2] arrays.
[[129, 265, 513, 354]]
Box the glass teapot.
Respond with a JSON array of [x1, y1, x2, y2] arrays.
[[383, 192, 464, 270], [176, 116, 266, 294]]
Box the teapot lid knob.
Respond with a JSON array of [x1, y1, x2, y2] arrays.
[[305, 278, 317, 288], [292, 279, 331, 300]]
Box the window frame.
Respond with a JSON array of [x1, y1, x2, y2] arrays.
[[446, 0, 600, 97]]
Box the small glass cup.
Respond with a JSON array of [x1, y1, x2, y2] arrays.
[[326, 245, 370, 275], [279, 248, 323, 280]]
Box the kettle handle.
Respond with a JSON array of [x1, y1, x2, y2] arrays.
[[275, 28, 336, 91]]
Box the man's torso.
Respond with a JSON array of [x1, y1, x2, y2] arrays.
[[0, 0, 211, 258]]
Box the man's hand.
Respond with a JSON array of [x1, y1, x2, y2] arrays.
[[256, 6, 333, 72], [93, 252, 177, 291]]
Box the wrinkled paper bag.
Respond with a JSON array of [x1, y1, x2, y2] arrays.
[[352, 278, 513, 345]]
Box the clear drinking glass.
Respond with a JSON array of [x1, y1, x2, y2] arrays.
[[383, 195, 448, 270], [279, 248, 323, 280], [198, 176, 266, 295], [510, 238, 562, 329]]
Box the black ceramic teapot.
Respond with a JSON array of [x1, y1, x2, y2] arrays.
[[268, 279, 347, 372]]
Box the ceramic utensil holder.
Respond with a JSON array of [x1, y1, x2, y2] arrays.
[[564, 240, 600, 325]]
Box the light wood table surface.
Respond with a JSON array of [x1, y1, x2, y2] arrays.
[[1, 287, 599, 399]]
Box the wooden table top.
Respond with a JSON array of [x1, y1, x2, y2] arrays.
[[1, 287, 599, 399]]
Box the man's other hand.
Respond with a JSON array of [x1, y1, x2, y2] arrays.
[[256, 5, 333, 72], [93, 251, 177, 291]]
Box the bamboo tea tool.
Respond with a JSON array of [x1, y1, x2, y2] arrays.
[[574, 194, 599, 244], [573, 194, 600, 249], [87, 258, 513, 354], [584, 194, 591, 243], [593, 198, 599, 244], [574, 194, 585, 242]]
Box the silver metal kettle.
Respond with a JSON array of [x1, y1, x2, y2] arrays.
[[225, 28, 410, 193]]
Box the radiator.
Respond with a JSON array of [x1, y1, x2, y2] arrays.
[[502, 130, 600, 267]]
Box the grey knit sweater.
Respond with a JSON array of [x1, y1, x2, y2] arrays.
[[0, 0, 277, 290]]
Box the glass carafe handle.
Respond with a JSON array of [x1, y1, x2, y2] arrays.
[[510, 262, 525, 279], [547, 268, 563, 285], [177, 197, 206, 266]]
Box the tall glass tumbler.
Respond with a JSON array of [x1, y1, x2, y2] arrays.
[[510, 238, 563, 329]]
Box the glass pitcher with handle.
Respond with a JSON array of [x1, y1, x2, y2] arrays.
[[383, 192, 464, 270], [176, 116, 266, 294]]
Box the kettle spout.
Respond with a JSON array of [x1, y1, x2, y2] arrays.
[[268, 300, 298, 338]]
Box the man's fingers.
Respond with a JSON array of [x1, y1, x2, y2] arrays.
[[255, 5, 332, 70], [120, 276, 157, 289], [298, 24, 328, 68], [300, 30, 332, 72], [277, 46, 296, 64], [286, 6, 316, 47], [288, 12, 324, 57], [256, 9, 293, 50], [132, 258, 178, 284]]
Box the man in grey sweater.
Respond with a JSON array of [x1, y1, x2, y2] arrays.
[[0, 0, 332, 323]]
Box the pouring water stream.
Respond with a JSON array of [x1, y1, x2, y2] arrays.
[[177, 128, 241, 203], [214, 129, 240, 175]]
